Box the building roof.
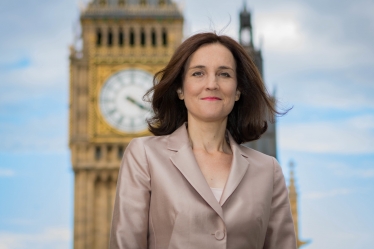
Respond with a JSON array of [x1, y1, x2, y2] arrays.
[[82, 0, 183, 20]]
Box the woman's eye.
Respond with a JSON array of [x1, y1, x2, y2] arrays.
[[219, 72, 231, 77], [192, 71, 203, 76]]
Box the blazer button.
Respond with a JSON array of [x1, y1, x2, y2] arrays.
[[214, 230, 225, 240]]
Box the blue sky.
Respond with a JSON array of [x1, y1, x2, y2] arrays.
[[0, 0, 373, 248]]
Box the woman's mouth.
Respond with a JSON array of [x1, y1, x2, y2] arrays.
[[201, 97, 222, 101]]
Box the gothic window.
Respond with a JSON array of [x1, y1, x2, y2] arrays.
[[96, 28, 102, 46], [95, 146, 101, 160], [162, 28, 168, 47], [118, 28, 124, 46], [107, 28, 113, 47], [151, 28, 156, 47], [240, 27, 251, 46], [118, 146, 124, 159], [140, 28, 146, 47], [107, 145, 112, 161], [130, 28, 135, 46]]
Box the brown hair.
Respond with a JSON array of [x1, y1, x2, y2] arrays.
[[145, 32, 284, 144]]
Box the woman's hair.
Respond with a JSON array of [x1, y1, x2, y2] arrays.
[[145, 32, 284, 144]]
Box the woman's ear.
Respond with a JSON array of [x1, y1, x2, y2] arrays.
[[177, 88, 184, 100], [235, 90, 241, 101]]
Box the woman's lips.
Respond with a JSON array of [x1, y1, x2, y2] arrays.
[[201, 97, 222, 101]]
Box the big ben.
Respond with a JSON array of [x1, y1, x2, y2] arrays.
[[69, 0, 183, 248], [69, 1, 306, 248]]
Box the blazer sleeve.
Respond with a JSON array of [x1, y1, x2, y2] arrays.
[[263, 158, 297, 249], [109, 138, 151, 249]]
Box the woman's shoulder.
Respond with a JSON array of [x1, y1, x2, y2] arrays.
[[238, 145, 285, 182], [239, 144, 273, 159], [238, 144, 277, 167], [127, 134, 170, 149]]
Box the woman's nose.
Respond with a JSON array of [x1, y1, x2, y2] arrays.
[[206, 74, 219, 90]]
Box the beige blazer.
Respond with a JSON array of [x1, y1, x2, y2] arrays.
[[110, 124, 296, 249]]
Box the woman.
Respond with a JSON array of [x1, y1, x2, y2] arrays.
[[110, 33, 296, 249]]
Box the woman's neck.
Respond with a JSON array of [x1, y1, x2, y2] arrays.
[[186, 117, 232, 155]]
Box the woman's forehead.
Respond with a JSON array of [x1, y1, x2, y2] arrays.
[[185, 43, 236, 70]]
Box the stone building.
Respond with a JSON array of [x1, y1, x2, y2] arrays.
[[238, 4, 277, 158], [288, 161, 309, 248], [69, 1, 305, 248], [238, 5, 307, 247], [69, 1, 183, 248]]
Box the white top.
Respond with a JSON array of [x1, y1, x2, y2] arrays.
[[210, 187, 224, 204]]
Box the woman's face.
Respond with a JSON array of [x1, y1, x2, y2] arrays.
[[178, 43, 240, 123]]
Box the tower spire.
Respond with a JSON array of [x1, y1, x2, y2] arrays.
[[239, 2, 253, 46], [288, 161, 309, 248]]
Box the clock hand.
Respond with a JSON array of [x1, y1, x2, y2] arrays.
[[126, 96, 151, 112]]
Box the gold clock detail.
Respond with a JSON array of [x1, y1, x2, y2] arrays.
[[99, 69, 153, 133]]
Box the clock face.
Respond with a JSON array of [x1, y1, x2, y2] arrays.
[[99, 69, 153, 133]]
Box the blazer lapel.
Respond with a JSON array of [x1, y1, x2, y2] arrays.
[[220, 133, 250, 206], [167, 125, 224, 220]]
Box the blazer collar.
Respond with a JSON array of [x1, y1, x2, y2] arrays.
[[167, 123, 191, 152], [167, 124, 250, 218], [220, 132, 250, 206]]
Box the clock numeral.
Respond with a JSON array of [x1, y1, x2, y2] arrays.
[[117, 116, 124, 124], [136, 117, 144, 126], [105, 82, 116, 91], [115, 75, 122, 83], [108, 109, 117, 115], [101, 98, 113, 103]]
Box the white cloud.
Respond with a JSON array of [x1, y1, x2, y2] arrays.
[[277, 78, 374, 110], [347, 115, 374, 130], [0, 114, 68, 154], [1, 28, 71, 88], [0, 169, 15, 177], [255, 5, 307, 54], [339, 168, 374, 178], [303, 188, 353, 200], [279, 115, 374, 154], [5, 219, 34, 226], [0, 0, 76, 111], [251, 1, 374, 112], [0, 227, 71, 249], [355, 169, 374, 178], [327, 162, 374, 179], [254, 2, 369, 69]]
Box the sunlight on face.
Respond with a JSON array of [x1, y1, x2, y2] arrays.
[[178, 43, 240, 123]]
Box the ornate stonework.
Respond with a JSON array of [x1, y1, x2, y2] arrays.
[[239, 5, 307, 247], [289, 161, 309, 248], [69, 1, 183, 248]]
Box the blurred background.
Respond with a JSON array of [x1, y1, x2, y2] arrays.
[[0, 0, 373, 248]]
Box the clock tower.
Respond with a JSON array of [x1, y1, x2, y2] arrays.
[[237, 4, 307, 247], [68, 1, 183, 248], [239, 4, 277, 159]]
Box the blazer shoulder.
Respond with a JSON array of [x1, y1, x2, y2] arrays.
[[239, 144, 273, 159], [127, 134, 169, 149], [238, 144, 276, 167]]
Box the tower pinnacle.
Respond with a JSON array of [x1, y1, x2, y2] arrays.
[[288, 161, 309, 248]]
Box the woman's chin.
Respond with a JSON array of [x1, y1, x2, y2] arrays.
[[189, 114, 228, 123]]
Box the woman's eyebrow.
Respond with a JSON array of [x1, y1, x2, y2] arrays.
[[188, 65, 234, 70], [188, 65, 205, 70], [217, 66, 235, 71]]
